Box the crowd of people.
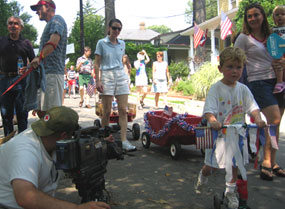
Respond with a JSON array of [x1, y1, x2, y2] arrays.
[[0, 0, 284, 208]]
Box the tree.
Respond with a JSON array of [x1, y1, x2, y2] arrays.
[[0, 0, 37, 45], [104, 0, 115, 35], [234, 0, 284, 33], [185, 0, 216, 24], [67, 3, 104, 66], [147, 25, 172, 34]]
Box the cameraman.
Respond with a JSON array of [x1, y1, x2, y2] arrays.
[[0, 106, 110, 209]]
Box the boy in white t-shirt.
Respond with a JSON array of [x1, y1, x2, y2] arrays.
[[194, 47, 266, 209]]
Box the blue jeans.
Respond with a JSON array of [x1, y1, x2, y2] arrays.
[[0, 75, 28, 136]]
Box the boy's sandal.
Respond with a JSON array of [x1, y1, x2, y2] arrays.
[[272, 166, 285, 177], [79, 100, 84, 108], [260, 165, 273, 181]]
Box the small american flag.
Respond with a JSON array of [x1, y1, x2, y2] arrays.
[[194, 23, 204, 48], [220, 11, 232, 40], [268, 125, 278, 150], [195, 127, 218, 149], [163, 105, 173, 116], [86, 77, 96, 97]]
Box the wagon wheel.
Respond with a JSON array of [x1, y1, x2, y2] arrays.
[[132, 123, 140, 140], [141, 132, 150, 148], [213, 193, 222, 209], [94, 119, 101, 128], [170, 141, 181, 160]]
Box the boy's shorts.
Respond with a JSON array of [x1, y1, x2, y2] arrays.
[[68, 79, 76, 86], [37, 74, 64, 111], [204, 137, 248, 168], [247, 79, 284, 109], [101, 69, 129, 96]]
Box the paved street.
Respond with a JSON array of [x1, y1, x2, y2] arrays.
[[1, 93, 285, 209]]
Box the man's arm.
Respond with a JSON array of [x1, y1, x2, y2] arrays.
[[30, 33, 61, 69], [12, 179, 110, 209]]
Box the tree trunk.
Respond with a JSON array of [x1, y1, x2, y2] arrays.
[[193, 0, 206, 63], [104, 0, 116, 35], [79, 0, 85, 54]]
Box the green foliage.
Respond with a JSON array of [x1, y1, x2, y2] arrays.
[[125, 43, 167, 84], [67, 2, 105, 66], [168, 62, 189, 81], [234, 0, 284, 32], [189, 62, 222, 99], [172, 62, 221, 98], [147, 25, 172, 34], [173, 80, 195, 96]]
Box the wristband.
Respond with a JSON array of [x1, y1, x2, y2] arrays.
[[44, 41, 57, 50]]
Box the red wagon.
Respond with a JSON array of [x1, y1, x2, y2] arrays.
[[95, 102, 140, 140], [141, 110, 203, 160]]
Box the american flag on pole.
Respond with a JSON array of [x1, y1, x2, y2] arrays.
[[220, 11, 232, 40], [194, 23, 204, 48], [195, 127, 218, 149], [86, 77, 96, 97]]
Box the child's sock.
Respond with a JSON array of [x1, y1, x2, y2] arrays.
[[225, 182, 236, 194], [198, 170, 208, 184]]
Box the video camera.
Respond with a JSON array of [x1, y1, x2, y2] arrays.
[[55, 125, 123, 203]]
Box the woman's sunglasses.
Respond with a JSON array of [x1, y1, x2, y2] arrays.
[[111, 26, 122, 31]]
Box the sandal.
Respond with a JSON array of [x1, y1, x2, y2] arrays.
[[272, 166, 285, 177], [79, 100, 84, 108], [273, 82, 285, 94], [260, 165, 273, 181]]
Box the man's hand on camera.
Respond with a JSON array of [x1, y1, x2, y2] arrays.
[[78, 201, 111, 209]]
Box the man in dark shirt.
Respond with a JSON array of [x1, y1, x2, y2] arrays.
[[0, 16, 35, 136]]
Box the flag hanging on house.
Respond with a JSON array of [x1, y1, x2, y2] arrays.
[[199, 29, 208, 47], [194, 23, 204, 48], [195, 127, 218, 149], [220, 11, 232, 40]]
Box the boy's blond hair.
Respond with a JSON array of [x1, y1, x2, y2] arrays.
[[273, 5, 285, 16], [219, 47, 246, 67]]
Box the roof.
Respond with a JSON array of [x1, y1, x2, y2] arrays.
[[118, 28, 160, 41]]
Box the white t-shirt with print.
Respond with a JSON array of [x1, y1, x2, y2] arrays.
[[0, 129, 58, 209]]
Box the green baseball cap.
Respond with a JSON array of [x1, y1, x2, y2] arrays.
[[31, 106, 79, 137]]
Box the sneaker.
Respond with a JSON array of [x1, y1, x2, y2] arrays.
[[122, 140, 136, 151], [224, 192, 239, 209], [194, 177, 204, 194], [194, 175, 212, 195]]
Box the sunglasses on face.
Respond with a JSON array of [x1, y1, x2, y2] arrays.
[[111, 26, 122, 31], [8, 22, 19, 26]]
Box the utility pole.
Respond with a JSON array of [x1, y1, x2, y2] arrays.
[[104, 0, 116, 35], [79, 0, 85, 55]]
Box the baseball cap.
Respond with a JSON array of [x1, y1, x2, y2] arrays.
[[30, 0, 56, 11], [31, 106, 79, 137]]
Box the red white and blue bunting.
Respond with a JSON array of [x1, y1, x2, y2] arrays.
[[144, 111, 195, 139]]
